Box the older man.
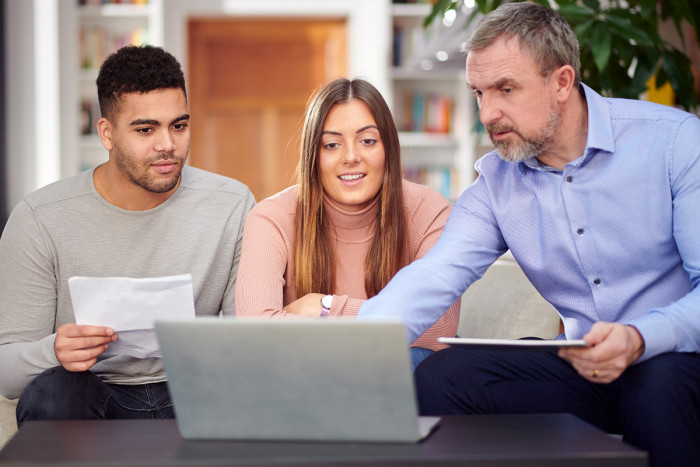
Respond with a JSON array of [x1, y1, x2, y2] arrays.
[[359, 3, 700, 466]]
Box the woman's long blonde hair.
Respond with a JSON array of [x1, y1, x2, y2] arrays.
[[294, 78, 407, 298]]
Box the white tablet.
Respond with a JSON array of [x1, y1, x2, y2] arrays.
[[438, 337, 590, 351]]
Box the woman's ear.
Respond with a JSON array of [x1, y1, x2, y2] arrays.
[[96, 117, 113, 151]]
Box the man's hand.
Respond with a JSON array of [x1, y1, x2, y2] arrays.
[[54, 323, 117, 372], [283, 293, 325, 318], [558, 322, 645, 383]]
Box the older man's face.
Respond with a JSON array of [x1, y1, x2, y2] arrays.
[[467, 36, 562, 162]]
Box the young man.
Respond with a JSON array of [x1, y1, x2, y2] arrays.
[[0, 45, 255, 422], [359, 3, 699, 466]]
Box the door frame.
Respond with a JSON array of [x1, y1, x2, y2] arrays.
[[163, 0, 391, 105]]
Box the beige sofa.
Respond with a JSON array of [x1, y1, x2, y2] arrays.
[[0, 255, 559, 449], [0, 396, 17, 449]]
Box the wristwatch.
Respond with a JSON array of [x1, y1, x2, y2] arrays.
[[320, 294, 333, 318]]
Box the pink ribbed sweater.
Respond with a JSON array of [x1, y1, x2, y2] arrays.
[[235, 180, 460, 351]]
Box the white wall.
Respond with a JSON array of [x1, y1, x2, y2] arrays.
[[5, 0, 37, 212], [4, 0, 62, 213]]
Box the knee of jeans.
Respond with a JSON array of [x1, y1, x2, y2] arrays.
[[17, 367, 103, 424]]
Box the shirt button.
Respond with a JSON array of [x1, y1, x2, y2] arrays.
[[566, 175, 573, 182], [593, 278, 601, 285], [577, 228, 584, 235]]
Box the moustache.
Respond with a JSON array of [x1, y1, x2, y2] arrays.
[[146, 153, 179, 164], [486, 123, 516, 134]]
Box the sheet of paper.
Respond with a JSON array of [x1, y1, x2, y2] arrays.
[[68, 274, 196, 358]]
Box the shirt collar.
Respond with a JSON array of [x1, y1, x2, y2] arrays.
[[581, 83, 615, 156]]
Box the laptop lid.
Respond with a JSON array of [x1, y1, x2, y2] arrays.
[[155, 318, 439, 443]]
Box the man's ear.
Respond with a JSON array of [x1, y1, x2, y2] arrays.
[[552, 65, 576, 103], [96, 117, 114, 151]]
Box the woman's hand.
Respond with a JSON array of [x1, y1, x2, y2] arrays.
[[284, 293, 326, 317]]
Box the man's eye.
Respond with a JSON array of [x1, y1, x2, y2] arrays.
[[173, 123, 188, 131], [137, 128, 153, 134], [502, 88, 512, 94]]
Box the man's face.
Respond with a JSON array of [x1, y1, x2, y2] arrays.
[[107, 89, 190, 194], [466, 36, 561, 162]]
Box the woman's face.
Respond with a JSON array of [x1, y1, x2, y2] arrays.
[[318, 100, 386, 212]]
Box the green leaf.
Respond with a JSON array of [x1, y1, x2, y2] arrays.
[[557, 5, 595, 22], [423, 0, 458, 29], [582, 0, 600, 11], [574, 19, 595, 40], [604, 15, 655, 48], [638, 0, 658, 17], [589, 22, 612, 72], [660, 49, 696, 110]]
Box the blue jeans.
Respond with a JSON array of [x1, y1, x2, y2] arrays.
[[16, 366, 174, 426], [409, 346, 433, 370], [415, 347, 700, 467]]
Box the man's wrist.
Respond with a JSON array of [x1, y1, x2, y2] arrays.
[[625, 324, 645, 364]]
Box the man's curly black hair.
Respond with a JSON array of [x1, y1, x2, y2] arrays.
[[96, 45, 187, 121]]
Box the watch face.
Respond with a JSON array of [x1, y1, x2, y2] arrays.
[[322, 295, 333, 308]]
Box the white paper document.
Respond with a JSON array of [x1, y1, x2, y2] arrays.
[[68, 274, 196, 358]]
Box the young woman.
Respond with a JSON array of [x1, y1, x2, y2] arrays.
[[235, 78, 460, 368]]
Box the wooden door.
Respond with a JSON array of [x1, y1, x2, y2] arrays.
[[188, 18, 347, 201]]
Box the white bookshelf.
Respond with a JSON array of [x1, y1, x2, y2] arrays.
[[59, 0, 163, 176], [390, 1, 478, 202]]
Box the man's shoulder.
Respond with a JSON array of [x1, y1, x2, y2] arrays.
[[180, 166, 254, 200], [23, 170, 94, 210]]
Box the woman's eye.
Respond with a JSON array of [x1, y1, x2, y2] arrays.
[[323, 142, 339, 150], [360, 138, 377, 145]]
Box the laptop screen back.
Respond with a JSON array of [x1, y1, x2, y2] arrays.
[[155, 318, 434, 442]]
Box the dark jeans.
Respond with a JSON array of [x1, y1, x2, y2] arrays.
[[415, 348, 700, 467], [16, 366, 174, 427]]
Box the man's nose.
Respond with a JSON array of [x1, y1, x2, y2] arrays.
[[479, 95, 503, 126]]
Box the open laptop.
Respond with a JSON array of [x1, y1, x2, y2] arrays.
[[154, 318, 440, 443]]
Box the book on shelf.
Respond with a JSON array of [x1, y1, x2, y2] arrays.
[[79, 26, 149, 70], [404, 166, 460, 202], [78, 0, 150, 5], [395, 90, 452, 134], [392, 24, 427, 69]]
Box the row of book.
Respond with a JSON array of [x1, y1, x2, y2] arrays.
[[392, 25, 428, 68], [80, 26, 149, 70], [404, 166, 461, 202], [78, 0, 149, 5], [394, 91, 453, 134], [80, 99, 100, 136]]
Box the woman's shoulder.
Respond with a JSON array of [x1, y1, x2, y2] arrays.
[[250, 185, 298, 216], [401, 179, 452, 215], [245, 185, 298, 229]]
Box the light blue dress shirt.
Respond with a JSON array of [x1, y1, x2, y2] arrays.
[[359, 84, 700, 362]]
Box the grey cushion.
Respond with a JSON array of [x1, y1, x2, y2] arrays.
[[459, 257, 561, 339]]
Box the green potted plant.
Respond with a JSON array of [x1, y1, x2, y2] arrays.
[[425, 0, 700, 111]]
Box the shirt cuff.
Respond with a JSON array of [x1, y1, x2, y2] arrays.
[[627, 311, 675, 363]]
